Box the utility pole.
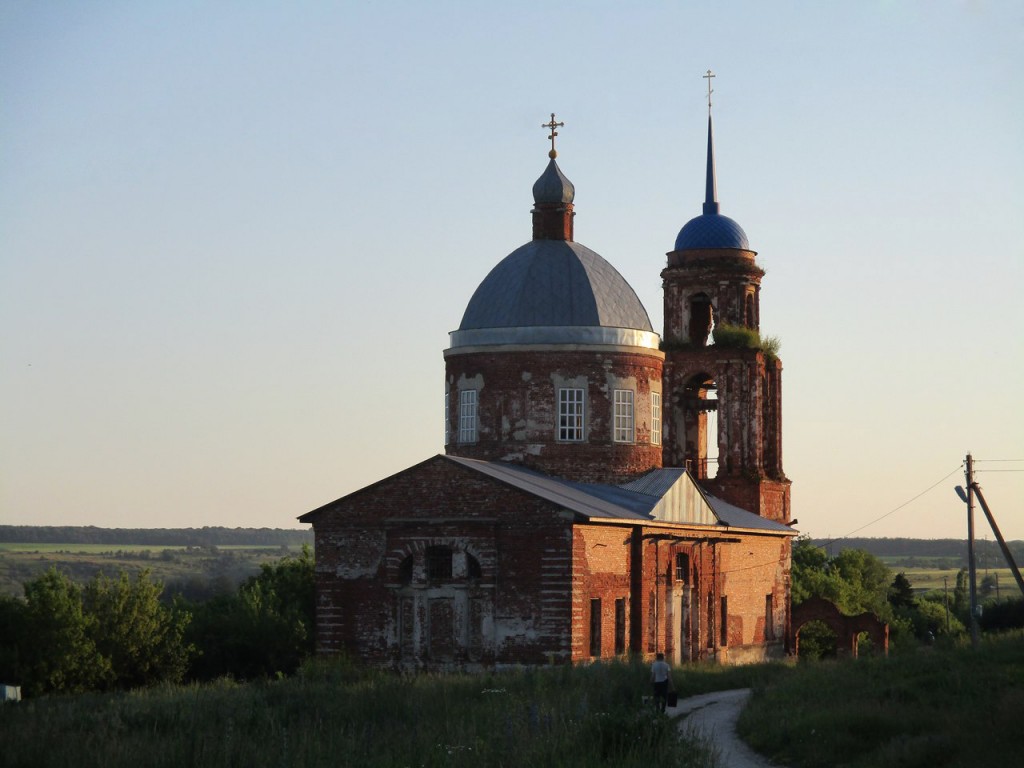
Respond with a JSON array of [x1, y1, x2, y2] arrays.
[[966, 454, 981, 649]]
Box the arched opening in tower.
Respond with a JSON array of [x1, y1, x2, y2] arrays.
[[688, 293, 714, 346], [681, 373, 719, 479]]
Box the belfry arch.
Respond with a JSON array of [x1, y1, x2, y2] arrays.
[[676, 372, 718, 480], [688, 292, 714, 346]]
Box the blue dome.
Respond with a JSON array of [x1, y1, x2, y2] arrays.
[[674, 213, 749, 251]]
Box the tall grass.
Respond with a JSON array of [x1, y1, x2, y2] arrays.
[[0, 659, 715, 768], [737, 631, 1024, 767]]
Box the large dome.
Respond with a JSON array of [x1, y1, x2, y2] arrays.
[[674, 213, 749, 251], [450, 239, 658, 349]]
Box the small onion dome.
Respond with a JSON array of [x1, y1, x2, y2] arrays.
[[532, 158, 575, 204]]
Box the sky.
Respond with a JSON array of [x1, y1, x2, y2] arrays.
[[2, 1, 1022, 541]]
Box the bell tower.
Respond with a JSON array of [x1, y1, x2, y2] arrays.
[[661, 73, 790, 523]]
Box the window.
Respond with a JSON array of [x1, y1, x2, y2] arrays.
[[614, 598, 626, 655], [558, 388, 585, 441], [398, 555, 413, 585], [720, 596, 729, 647], [589, 598, 602, 657], [765, 594, 774, 641], [707, 593, 715, 649], [426, 546, 453, 581], [613, 389, 634, 443], [651, 392, 662, 445], [467, 553, 482, 580], [675, 553, 689, 584], [458, 390, 477, 443], [444, 385, 450, 446]]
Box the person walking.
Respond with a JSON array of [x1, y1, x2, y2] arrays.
[[651, 652, 674, 712]]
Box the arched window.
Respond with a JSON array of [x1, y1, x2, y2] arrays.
[[688, 293, 714, 346], [467, 553, 482, 580], [398, 555, 413, 585]]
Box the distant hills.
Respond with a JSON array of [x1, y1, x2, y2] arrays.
[[2, 528, 1020, 570], [0, 525, 312, 548], [811, 537, 1023, 568]]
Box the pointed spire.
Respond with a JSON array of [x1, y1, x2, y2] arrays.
[[703, 114, 720, 215], [702, 70, 719, 216]]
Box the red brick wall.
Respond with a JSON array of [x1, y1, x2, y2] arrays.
[[445, 347, 664, 484]]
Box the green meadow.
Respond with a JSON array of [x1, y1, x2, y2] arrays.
[[3, 634, 1022, 768]]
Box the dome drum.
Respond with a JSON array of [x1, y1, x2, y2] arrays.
[[444, 348, 665, 484]]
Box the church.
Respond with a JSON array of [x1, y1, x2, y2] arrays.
[[300, 90, 797, 669]]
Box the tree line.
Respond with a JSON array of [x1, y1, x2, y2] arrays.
[[0, 526, 313, 547], [0, 548, 314, 697], [810, 536, 1024, 564]]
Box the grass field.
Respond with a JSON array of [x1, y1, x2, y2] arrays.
[[2, 635, 1021, 768], [739, 631, 1024, 767], [895, 566, 1017, 595], [0, 543, 303, 599], [0, 543, 291, 554]]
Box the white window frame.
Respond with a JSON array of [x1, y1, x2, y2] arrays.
[[651, 391, 662, 446], [613, 389, 634, 443], [458, 389, 478, 443], [557, 388, 585, 442]]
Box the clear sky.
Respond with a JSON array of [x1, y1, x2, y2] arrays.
[[2, 1, 1022, 540]]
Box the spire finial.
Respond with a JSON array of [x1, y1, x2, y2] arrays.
[[703, 69, 715, 114], [542, 113, 564, 159], [702, 71, 719, 215]]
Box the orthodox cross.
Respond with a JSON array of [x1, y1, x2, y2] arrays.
[[703, 69, 715, 111], [542, 113, 564, 158]]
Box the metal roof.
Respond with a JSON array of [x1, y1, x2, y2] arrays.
[[532, 158, 575, 204], [442, 456, 795, 534], [456, 239, 654, 338]]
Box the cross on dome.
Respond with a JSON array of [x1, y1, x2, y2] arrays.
[[542, 113, 564, 158], [703, 69, 715, 112]]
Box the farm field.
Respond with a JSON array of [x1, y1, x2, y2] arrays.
[[0, 543, 304, 599], [895, 566, 1016, 594], [0, 543, 288, 554]]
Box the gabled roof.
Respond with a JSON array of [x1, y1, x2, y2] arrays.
[[442, 456, 796, 535]]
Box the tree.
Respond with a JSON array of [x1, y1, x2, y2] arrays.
[[82, 570, 193, 690], [17, 569, 109, 695], [888, 572, 915, 610], [185, 546, 315, 680]]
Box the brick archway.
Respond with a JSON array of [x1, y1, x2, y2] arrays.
[[790, 597, 888, 658]]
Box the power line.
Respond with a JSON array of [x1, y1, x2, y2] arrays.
[[818, 465, 965, 549]]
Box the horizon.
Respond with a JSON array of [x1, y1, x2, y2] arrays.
[[2, 3, 1022, 540]]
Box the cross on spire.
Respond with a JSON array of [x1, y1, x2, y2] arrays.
[[542, 113, 564, 158], [703, 69, 715, 112]]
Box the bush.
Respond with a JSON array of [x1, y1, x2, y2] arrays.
[[711, 323, 781, 361]]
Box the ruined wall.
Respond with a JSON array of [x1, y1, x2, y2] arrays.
[[306, 456, 575, 670], [663, 346, 790, 523], [572, 525, 634, 661], [716, 534, 792, 663], [569, 524, 793, 666], [445, 346, 664, 484]]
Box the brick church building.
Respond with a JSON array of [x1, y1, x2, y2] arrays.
[[300, 101, 797, 669]]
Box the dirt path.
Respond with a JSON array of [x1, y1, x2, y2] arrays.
[[670, 689, 777, 768]]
